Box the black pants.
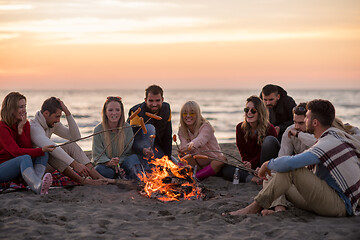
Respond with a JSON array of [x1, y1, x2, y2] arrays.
[[222, 136, 280, 182]]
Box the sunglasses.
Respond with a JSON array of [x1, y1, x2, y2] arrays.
[[244, 107, 257, 114], [293, 106, 307, 114], [182, 112, 196, 117]]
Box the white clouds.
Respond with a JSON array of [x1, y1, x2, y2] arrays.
[[98, 0, 178, 9], [0, 33, 19, 41], [0, 4, 33, 10], [0, 0, 359, 44], [0, 17, 206, 33]]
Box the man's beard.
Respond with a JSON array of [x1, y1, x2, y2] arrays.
[[306, 124, 314, 134]]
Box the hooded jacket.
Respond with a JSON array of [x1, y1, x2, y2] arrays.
[[260, 85, 296, 141]]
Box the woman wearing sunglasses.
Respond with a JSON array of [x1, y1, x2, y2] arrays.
[[222, 95, 279, 184], [177, 101, 226, 181]]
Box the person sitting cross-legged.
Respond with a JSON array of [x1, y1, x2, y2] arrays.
[[92, 96, 142, 180], [225, 99, 360, 217]]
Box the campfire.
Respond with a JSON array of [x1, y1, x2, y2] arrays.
[[138, 156, 202, 202]]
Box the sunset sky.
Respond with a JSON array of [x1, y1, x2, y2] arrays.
[[0, 0, 359, 90]]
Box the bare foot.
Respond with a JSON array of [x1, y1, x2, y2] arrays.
[[261, 205, 286, 216], [261, 209, 275, 216], [105, 178, 116, 184], [222, 201, 263, 216], [83, 178, 108, 186], [274, 205, 286, 212]]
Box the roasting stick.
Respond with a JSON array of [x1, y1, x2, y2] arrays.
[[96, 112, 155, 164], [54, 126, 132, 148], [115, 114, 161, 177], [91, 110, 146, 178], [197, 150, 243, 163], [195, 150, 256, 173], [119, 115, 159, 158], [179, 146, 247, 167], [189, 154, 256, 174], [55, 107, 142, 148], [179, 151, 256, 174]]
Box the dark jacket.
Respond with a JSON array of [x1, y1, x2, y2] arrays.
[[236, 122, 278, 169], [128, 102, 172, 157], [260, 86, 296, 141]]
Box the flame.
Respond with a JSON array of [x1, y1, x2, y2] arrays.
[[138, 156, 201, 202]]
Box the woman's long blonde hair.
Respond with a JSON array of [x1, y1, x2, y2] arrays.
[[332, 117, 354, 135], [102, 97, 125, 158], [241, 95, 270, 145], [179, 101, 213, 141], [1, 92, 26, 127]]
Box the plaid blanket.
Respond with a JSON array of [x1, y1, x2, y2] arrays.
[[50, 170, 81, 187], [0, 171, 80, 193], [309, 127, 360, 215]]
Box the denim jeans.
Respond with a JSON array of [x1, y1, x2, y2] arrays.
[[95, 154, 141, 179], [133, 124, 156, 154], [133, 123, 177, 169], [0, 153, 49, 183]]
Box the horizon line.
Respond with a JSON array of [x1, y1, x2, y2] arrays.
[[1, 87, 359, 91]]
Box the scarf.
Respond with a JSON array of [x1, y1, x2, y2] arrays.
[[309, 127, 360, 215]]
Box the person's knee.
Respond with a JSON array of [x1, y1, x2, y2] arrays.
[[145, 124, 156, 135], [19, 155, 33, 170], [261, 136, 280, 163], [263, 136, 280, 149], [221, 165, 235, 180], [22, 154, 32, 160], [61, 142, 83, 156], [122, 154, 141, 169], [128, 154, 141, 163], [95, 165, 115, 178], [20, 155, 33, 165]]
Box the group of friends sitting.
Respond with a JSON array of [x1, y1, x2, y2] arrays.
[[1, 84, 359, 218]]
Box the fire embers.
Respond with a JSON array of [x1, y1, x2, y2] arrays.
[[138, 156, 202, 202]]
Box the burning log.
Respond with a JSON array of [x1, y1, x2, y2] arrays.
[[138, 156, 203, 202]]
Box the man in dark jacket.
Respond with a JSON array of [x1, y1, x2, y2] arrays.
[[260, 84, 296, 141], [128, 85, 173, 169]]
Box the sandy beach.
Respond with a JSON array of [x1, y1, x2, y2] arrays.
[[1, 143, 360, 240]]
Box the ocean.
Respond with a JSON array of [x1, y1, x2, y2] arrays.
[[1, 89, 359, 151]]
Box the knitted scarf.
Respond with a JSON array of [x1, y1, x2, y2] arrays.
[[309, 127, 360, 215]]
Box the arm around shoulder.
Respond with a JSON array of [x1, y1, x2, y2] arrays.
[[297, 132, 317, 148]]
